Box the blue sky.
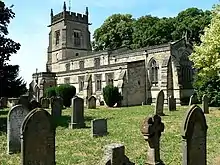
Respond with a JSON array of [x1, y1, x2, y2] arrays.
[[4, 0, 219, 86]]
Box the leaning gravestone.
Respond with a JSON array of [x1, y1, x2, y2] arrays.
[[91, 119, 108, 137], [69, 97, 85, 129], [182, 105, 208, 165], [51, 97, 62, 117], [18, 95, 29, 109], [21, 108, 55, 165], [155, 90, 165, 116], [202, 94, 209, 114], [7, 105, 29, 154], [100, 143, 134, 165], [168, 95, 176, 111], [88, 96, 96, 109]]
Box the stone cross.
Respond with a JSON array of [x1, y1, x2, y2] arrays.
[[155, 90, 165, 116], [168, 95, 176, 111], [21, 108, 56, 165], [202, 94, 209, 114], [7, 105, 29, 154], [182, 105, 208, 165], [141, 115, 165, 165]]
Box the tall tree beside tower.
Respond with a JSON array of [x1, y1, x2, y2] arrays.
[[0, 1, 27, 97]]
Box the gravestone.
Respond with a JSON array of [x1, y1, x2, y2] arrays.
[[182, 105, 208, 165], [18, 95, 29, 109], [155, 90, 165, 116], [21, 108, 55, 165], [100, 143, 134, 165], [88, 96, 96, 109], [168, 95, 176, 111], [7, 105, 29, 154], [0, 97, 8, 108], [41, 98, 50, 109], [29, 99, 41, 110], [69, 97, 85, 129], [91, 119, 108, 137], [189, 94, 198, 106], [141, 114, 165, 165], [51, 97, 62, 117], [202, 95, 209, 114]]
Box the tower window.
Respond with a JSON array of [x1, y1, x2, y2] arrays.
[[75, 53, 79, 56], [55, 30, 60, 45], [65, 63, 70, 71], [73, 31, 81, 47], [64, 77, 70, 84], [79, 60, 84, 70], [78, 76, 85, 91], [94, 57, 100, 68]]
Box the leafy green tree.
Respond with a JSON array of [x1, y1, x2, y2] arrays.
[[172, 7, 211, 45], [190, 5, 220, 77], [92, 14, 134, 51], [45, 86, 57, 98], [0, 2, 27, 97]]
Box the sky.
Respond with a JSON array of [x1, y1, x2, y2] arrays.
[[4, 0, 219, 86]]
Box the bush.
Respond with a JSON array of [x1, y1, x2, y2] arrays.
[[45, 86, 57, 98], [194, 75, 220, 107], [56, 84, 76, 107], [103, 85, 122, 107]]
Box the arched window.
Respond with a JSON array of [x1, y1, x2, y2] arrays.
[[149, 59, 159, 86]]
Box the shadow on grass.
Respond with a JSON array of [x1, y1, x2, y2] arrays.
[[0, 116, 7, 134], [54, 115, 94, 129]]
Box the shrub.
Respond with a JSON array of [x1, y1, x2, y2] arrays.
[[45, 86, 57, 98], [194, 75, 220, 107], [103, 85, 122, 107], [56, 84, 76, 107]]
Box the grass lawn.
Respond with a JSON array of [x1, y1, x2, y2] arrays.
[[0, 105, 220, 165]]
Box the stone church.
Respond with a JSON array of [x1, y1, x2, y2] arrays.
[[31, 2, 194, 106]]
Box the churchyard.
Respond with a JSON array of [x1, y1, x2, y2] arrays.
[[0, 103, 220, 165]]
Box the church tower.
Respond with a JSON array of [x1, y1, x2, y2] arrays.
[[46, 2, 92, 72]]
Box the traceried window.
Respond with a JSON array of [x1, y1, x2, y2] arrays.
[[149, 59, 159, 86], [73, 31, 81, 47], [65, 63, 70, 71], [55, 30, 60, 45], [64, 77, 70, 84], [79, 60, 84, 70]]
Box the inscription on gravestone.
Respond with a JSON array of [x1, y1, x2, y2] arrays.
[[21, 108, 55, 165], [182, 105, 208, 165], [7, 105, 29, 154]]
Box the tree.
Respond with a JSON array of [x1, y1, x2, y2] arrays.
[[0, 1, 27, 97], [103, 85, 122, 107], [190, 5, 220, 77], [92, 14, 134, 51], [172, 7, 211, 45]]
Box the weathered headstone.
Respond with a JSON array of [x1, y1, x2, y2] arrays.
[[91, 119, 108, 137], [141, 115, 165, 165], [202, 94, 209, 114], [155, 90, 165, 116], [189, 93, 198, 106], [0, 97, 8, 108], [100, 143, 134, 165], [29, 99, 41, 110], [88, 96, 96, 109], [21, 108, 56, 165], [168, 95, 176, 111], [7, 105, 29, 154], [41, 98, 50, 109], [69, 97, 85, 129], [51, 97, 62, 117], [18, 95, 29, 109], [182, 105, 208, 165]]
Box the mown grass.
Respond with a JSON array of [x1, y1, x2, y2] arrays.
[[0, 105, 220, 165]]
